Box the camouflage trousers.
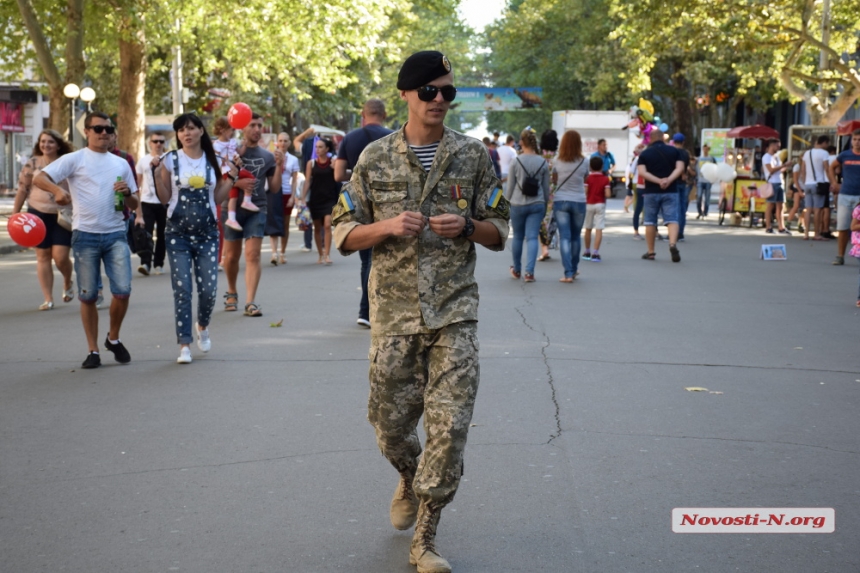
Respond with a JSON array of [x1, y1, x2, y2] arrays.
[[368, 321, 479, 507]]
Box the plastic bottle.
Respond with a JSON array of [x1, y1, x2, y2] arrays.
[[114, 176, 124, 211]]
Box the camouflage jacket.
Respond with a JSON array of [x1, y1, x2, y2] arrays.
[[333, 125, 510, 335]]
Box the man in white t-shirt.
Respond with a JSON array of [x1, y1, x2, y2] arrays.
[[497, 135, 517, 182], [798, 135, 831, 240], [761, 138, 791, 235], [134, 132, 167, 275], [34, 112, 139, 369]]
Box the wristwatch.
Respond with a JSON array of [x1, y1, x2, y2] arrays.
[[459, 216, 475, 238]]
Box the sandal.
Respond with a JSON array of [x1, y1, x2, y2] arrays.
[[224, 291, 238, 312], [509, 266, 521, 279], [559, 277, 574, 283], [324, 256, 332, 266], [641, 252, 656, 260], [39, 301, 54, 311], [538, 254, 551, 261], [63, 281, 74, 303], [278, 254, 286, 265], [243, 302, 262, 317], [856, 300, 860, 308], [270, 255, 278, 266]]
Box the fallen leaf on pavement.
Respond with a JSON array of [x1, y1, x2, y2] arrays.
[[270, 319, 283, 327], [684, 387, 708, 392]]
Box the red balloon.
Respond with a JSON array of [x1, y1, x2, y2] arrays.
[[227, 103, 253, 130], [8, 212, 47, 247]]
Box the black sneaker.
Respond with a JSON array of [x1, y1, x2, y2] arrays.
[[82, 352, 101, 369], [765, 228, 774, 234], [104, 337, 131, 364], [670, 244, 681, 263]]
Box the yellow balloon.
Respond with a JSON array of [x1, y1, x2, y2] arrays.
[[639, 98, 655, 116]]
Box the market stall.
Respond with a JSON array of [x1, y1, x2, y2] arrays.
[[716, 125, 780, 227]]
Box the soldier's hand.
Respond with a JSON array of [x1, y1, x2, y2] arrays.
[[428, 214, 465, 238], [388, 211, 426, 237]]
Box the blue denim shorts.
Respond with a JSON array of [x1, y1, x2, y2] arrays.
[[71, 230, 132, 302], [643, 192, 679, 226], [224, 209, 266, 241], [766, 183, 785, 204]]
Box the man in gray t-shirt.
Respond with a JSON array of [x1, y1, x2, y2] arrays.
[[222, 114, 283, 317]]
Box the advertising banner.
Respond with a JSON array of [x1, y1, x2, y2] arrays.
[[0, 102, 25, 132], [454, 87, 543, 112], [701, 129, 730, 163]]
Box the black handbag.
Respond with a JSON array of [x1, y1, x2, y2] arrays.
[[132, 224, 154, 257]]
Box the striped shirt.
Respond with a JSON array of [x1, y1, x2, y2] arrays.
[[410, 142, 439, 172]]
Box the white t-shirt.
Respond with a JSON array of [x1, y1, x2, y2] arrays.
[[42, 148, 137, 234], [280, 153, 300, 195], [160, 150, 218, 219], [497, 144, 517, 176], [762, 152, 783, 185], [213, 138, 239, 174], [136, 153, 161, 203], [802, 148, 830, 185]]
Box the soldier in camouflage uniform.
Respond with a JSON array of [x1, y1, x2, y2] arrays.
[[332, 51, 510, 573]]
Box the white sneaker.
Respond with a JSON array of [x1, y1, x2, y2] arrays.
[[356, 318, 371, 328], [138, 264, 150, 276], [196, 325, 211, 353], [154, 266, 164, 275], [300, 246, 312, 252], [177, 347, 192, 364]]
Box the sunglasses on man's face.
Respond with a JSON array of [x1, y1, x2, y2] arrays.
[[89, 125, 115, 134], [151, 139, 165, 144], [415, 85, 457, 102]]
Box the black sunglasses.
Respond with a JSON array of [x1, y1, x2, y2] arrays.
[[415, 85, 457, 102], [89, 125, 115, 134], [151, 139, 165, 144]]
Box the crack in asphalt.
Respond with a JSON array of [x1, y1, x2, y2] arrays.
[[2, 447, 377, 486], [514, 298, 563, 445], [568, 428, 860, 455]]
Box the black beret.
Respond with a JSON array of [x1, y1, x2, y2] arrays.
[[396, 51, 453, 91]]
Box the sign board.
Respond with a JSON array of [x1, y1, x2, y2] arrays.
[[454, 87, 542, 112], [787, 125, 837, 164], [0, 101, 25, 132], [761, 244, 787, 260], [701, 128, 730, 163]]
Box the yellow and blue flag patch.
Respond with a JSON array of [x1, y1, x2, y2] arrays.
[[339, 191, 355, 213]]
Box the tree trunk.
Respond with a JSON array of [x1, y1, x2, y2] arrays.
[[48, 85, 69, 136], [671, 61, 694, 143], [818, 83, 858, 126], [64, 0, 85, 88], [118, 19, 146, 160]]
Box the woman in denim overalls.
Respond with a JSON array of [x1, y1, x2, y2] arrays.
[[154, 114, 238, 364]]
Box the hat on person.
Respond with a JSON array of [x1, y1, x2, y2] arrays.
[[397, 51, 453, 91], [672, 133, 685, 143]]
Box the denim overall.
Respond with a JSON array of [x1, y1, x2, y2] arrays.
[[165, 151, 219, 344]]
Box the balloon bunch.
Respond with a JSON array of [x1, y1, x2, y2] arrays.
[[627, 98, 657, 144], [700, 162, 737, 184]]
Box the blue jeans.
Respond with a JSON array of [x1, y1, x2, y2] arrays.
[[510, 203, 545, 275], [697, 182, 712, 216], [167, 233, 219, 344], [71, 230, 132, 302], [553, 201, 586, 278], [677, 182, 690, 237], [359, 248, 372, 320]]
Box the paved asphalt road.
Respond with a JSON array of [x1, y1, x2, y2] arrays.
[[1, 203, 858, 573]]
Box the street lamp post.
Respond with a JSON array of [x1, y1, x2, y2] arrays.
[[80, 87, 96, 112], [63, 83, 80, 142]]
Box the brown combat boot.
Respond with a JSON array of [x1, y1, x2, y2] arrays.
[[390, 467, 419, 530], [409, 501, 451, 573]]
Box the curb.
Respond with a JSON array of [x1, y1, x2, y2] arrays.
[[0, 244, 27, 255]]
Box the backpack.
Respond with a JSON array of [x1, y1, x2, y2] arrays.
[[516, 157, 546, 197]]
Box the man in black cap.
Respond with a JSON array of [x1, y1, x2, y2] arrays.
[[332, 50, 510, 573]]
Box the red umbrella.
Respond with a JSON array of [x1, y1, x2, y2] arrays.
[[726, 124, 780, 139], [837, 120, 860, 136]]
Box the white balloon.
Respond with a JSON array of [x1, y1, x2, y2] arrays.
[[701, 162, 720, 183], [717, 163, 737, 182]]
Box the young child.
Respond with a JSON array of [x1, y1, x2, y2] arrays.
[[850, 204, 860, 307], [583, 156, 612, 262], [212, 117, 253, 232]]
